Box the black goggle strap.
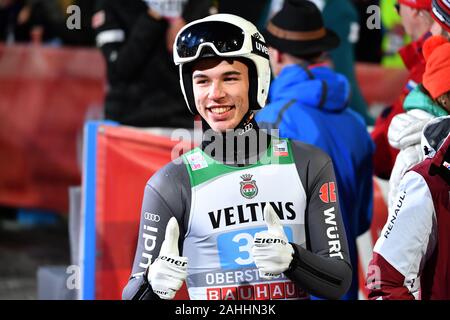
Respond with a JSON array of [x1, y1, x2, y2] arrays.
[[250, 35, 269, 59]]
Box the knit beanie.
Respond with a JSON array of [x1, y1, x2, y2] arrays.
[[398, 0, 432, 10], [431, 0, 450, 32], [422, 35, 450, 99]]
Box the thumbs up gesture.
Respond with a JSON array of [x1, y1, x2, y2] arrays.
[[252, 205, 294, 279], [148, 217, 188, 299]]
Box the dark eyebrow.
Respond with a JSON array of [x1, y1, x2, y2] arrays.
[[193, 71, 242, 79], [223, 71, 241, 77], [193, 73, 208, 79]]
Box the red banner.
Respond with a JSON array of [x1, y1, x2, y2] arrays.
[[94, 125, 192, 299], [356, 63, 408, 106], [0, 44, 105, 213]]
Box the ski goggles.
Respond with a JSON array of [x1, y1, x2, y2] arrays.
[[174, 21, 268, 64]]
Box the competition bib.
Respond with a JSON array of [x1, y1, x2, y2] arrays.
[[182, 139, 308, 300]]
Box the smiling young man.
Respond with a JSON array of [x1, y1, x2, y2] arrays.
[[122, 13, 352, 300], [192, 58, 250, 133]]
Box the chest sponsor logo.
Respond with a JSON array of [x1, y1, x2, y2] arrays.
[[187, 151, 208, 171], [273, 140, 289, 157], [240, 174, 258, 199], [208, 202, 297, 229], [319, 182, 337, 203]]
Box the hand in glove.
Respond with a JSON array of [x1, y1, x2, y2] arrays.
[[147, 217, 188, 300], [388, 112, 432, 150], [252, 205, 294, 279]]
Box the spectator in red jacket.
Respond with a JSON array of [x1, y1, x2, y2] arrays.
[[371, 0, 434, 179]]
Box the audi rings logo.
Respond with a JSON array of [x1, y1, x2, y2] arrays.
[[144, 212, 160, 222]]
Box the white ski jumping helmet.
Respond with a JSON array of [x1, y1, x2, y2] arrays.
[[173, 14, 271, 114]]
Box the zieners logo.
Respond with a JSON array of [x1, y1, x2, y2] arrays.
[[240, 174, 258, 199], [159, 255, 188, 267], [254, 238, 287, 245]]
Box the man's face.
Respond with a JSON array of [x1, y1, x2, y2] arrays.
[[192, 58, 250, 133]]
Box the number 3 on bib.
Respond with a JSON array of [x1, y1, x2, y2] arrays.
[[216, 227, 293, 269]]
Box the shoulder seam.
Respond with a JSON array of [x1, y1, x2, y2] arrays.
[[310, 159, 333, 195], [146, 183, 177, 217]]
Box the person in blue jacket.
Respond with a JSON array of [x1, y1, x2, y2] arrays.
[[256, 0, 375, 300]]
